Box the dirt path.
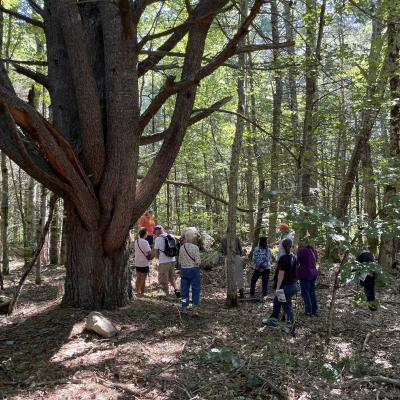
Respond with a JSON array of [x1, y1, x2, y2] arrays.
[[0, 261, 399, 399]]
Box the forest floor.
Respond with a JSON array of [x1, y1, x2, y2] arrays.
[[0, 259, 399, 400]]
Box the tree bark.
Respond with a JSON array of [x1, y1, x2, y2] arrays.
[[49, 196, 60, 264], [335, 8, 386, 220], [60, 204, 67, 265], [226, 0, 247, 308], [35, 185, 47, 284], [267, 0, 282, 243], [361, 142, 378, 253], [299, 0, 326, 207], [379, 2, 400, 267]]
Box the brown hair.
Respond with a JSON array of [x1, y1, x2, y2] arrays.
[[138, 227, 147, 238], [282, 238, 293, 255]]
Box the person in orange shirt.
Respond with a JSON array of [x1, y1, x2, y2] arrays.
[[138, 210, 155, 247]]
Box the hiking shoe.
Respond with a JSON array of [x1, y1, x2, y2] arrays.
[[174, 289, 181, 298], [262, 318, 278, 327]]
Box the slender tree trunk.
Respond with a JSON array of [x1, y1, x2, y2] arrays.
[[49, 197, 60, 265], [283, 0, 300, 198], [361, 142, 378, 252], [248, 55, 265, 247], [226, 0, 247, 307], [1, 152, 8, 275], [35, 185, 47, 284], [299, 0, 326, 207], [60, 204, 67, 265], [379, 2, 400, 267], [267, 0, 282, 242], [24, 177, 35, 266], [335, 8, 385, 219]]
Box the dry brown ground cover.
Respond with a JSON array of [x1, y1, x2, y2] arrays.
[[0, 260, 399, 400]]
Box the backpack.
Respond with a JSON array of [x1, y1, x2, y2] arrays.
[[163, 234, 178, 257], [253, 248, 271, 272]]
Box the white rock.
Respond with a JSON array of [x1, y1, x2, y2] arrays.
[[85, 311, 117, 338]]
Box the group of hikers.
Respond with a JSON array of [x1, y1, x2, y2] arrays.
[[133, 210, 379, 335]]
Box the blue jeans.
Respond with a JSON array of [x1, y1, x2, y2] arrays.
[[180, 267, 201, 308], [271, 283, 298, 326], [299, 278, 318, 315], [250, 269, 270, 296]]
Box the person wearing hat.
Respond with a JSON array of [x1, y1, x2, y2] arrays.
[[154, 225, 180, 298], [277, 223, 294, 260]]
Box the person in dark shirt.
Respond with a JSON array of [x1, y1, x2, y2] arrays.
[[263, 238, 298, 336], [356, 250, 378, 319]]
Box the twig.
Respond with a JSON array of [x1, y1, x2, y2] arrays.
[[340, 376, 400, 388], [362, 331, 372, 350]]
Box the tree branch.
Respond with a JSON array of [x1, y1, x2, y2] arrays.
[[139, 0, 268, 129], [236, 41, 294, 53], [12, 64, 50, 90], [0, 59, 47, 66], [0, 86, 99, 229], [165, 179, 254, 213], [0, 5, 43, 28], [139, 96, 232, 145], [27, 0, 44, 17]]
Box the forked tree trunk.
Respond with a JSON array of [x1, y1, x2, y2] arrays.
[[63, 203, 131, 309]]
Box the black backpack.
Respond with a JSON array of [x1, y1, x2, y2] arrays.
[[163, 234, 178, 257]]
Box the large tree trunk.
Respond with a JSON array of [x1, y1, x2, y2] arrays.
[[379, 2, 400, 267], [63, 203, 131, 309]]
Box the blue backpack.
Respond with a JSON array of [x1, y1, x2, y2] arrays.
[[253, 247, 271, 272]]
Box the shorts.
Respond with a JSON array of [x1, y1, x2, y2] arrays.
[[136, 266, 149, 274]]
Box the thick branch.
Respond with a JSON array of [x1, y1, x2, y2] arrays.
[[13, 64, 50, 89], [0, 5, 43, 28], [0, 59, 47, 66], [27, 0, 44, 17], [0, 86, 99, 229], [57, 2, 105, 185], [139, 0, 268, 129]]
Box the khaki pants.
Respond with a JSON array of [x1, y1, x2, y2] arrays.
[[158, 262, 177, 295], [225, 255, 244, 290]]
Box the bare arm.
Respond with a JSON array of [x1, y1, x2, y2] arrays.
[[276, 270, 285, 290]]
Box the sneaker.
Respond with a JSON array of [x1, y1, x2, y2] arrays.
[[262, 296, 268, 302], [239, 289, 244, 299], [174, 289, 181, 298]]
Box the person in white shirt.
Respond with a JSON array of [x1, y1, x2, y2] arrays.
[[154, 225, 180, 297], [134, 228, 152, 296], [179, 228, 202, 314]]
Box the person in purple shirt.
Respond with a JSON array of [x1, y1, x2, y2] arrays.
[[297, 237, 318, 316]]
